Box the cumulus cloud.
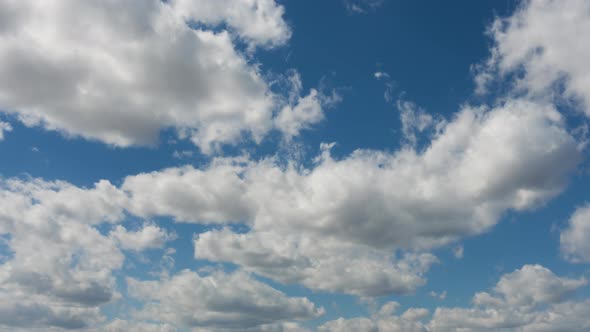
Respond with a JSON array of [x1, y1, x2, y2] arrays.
[[194, 228, 437, 297], [0, 0, 323, 153], [0, 178, 126, 329], [429, 265, 588, 332], [110, 224, 175, 251], [126, 269, 324, 330], [124, 99, 579, 250], [118, 98, 580, 297], [321, 265, 590, 332], [476, 0, 590, 116], [561, 204, 590, 263]]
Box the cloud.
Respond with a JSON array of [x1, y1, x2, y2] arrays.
[[0, 0, 322, 154], [396, 97, 444, 147], [319, 301, 429, 332], [120, 98, 580, 297], [343, 0, 386, 14], [0, 121, 11, 141], [124, 98, 579, 250], [453, 245, 464, 259], [429, 265, 588, 332], [476, 0, 590, 116], [0, 178, 127, 329], [561, 204, 590, 263], [110, 223, 175, 251], [194, 228, 437, 297], [126, 269, 324, 330], [321, 265, 590, 332]]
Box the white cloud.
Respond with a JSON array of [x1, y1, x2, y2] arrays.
[[396, 98, 443, 147], [561, 204, 590, 263], [118, 98, 580, 297], [0, 178, 127, 329], [110, 224, 175, 252], [0, 121, 11, 141], [477, 0, 590, 116], [124, 99, 579, 250], [343, 0, 386, 14], [321, 265, 590, 332], [194, 228, 437, 297], [429, 265, 588, 332], [0, 0, 320, 154], [453, 245, 464, 259], [170, 0, 291, 48], [126, 269, 324, 330]]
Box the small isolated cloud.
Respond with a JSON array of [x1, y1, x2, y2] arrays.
[[343, 0, 386, 14], [0, 121, 11, 140], [430, 291, 447, 300], [453, 245, 464, 259]]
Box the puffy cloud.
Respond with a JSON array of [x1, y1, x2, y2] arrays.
[[194, 228, 437, 297], [0, 0, 318, 153], [0, 121, 11, 141], [477, 0, 590, 115], [0, 178, 127, 329], [560, 204, 590, 263], [124, 99, 579, 250], [119, 98, 580, 297], [475, 264, 587, 309], [320, 265, 590, 332], [171, 0, 291, 48], [429, 265, 588, 332], [274, 89, 325, 141], [110, 224, 175, 251], [126, 269, 324, 330]]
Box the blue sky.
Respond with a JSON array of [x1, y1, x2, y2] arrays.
[[1, 0, 590, 331]]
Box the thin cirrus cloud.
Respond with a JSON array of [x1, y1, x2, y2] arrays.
[[0, 0, 325, 154]]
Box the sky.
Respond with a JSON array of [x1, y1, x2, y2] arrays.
[[0, 0, 590, 331]]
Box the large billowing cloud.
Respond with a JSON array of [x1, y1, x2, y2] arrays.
[[0, 0, 324, 153], [121, 98, 580, 297], [477, 0, 590, 116], [560, 204, 590, 263], [320, 265, 590, 332]]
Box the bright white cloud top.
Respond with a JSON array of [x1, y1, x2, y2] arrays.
[[0, 0, 590, 331]]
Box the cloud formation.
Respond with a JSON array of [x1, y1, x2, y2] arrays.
[[127, 269, 324, 330], [321, 265, 590, 332], [477, 0, 590, 116], [0, 0, 324, 153]]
